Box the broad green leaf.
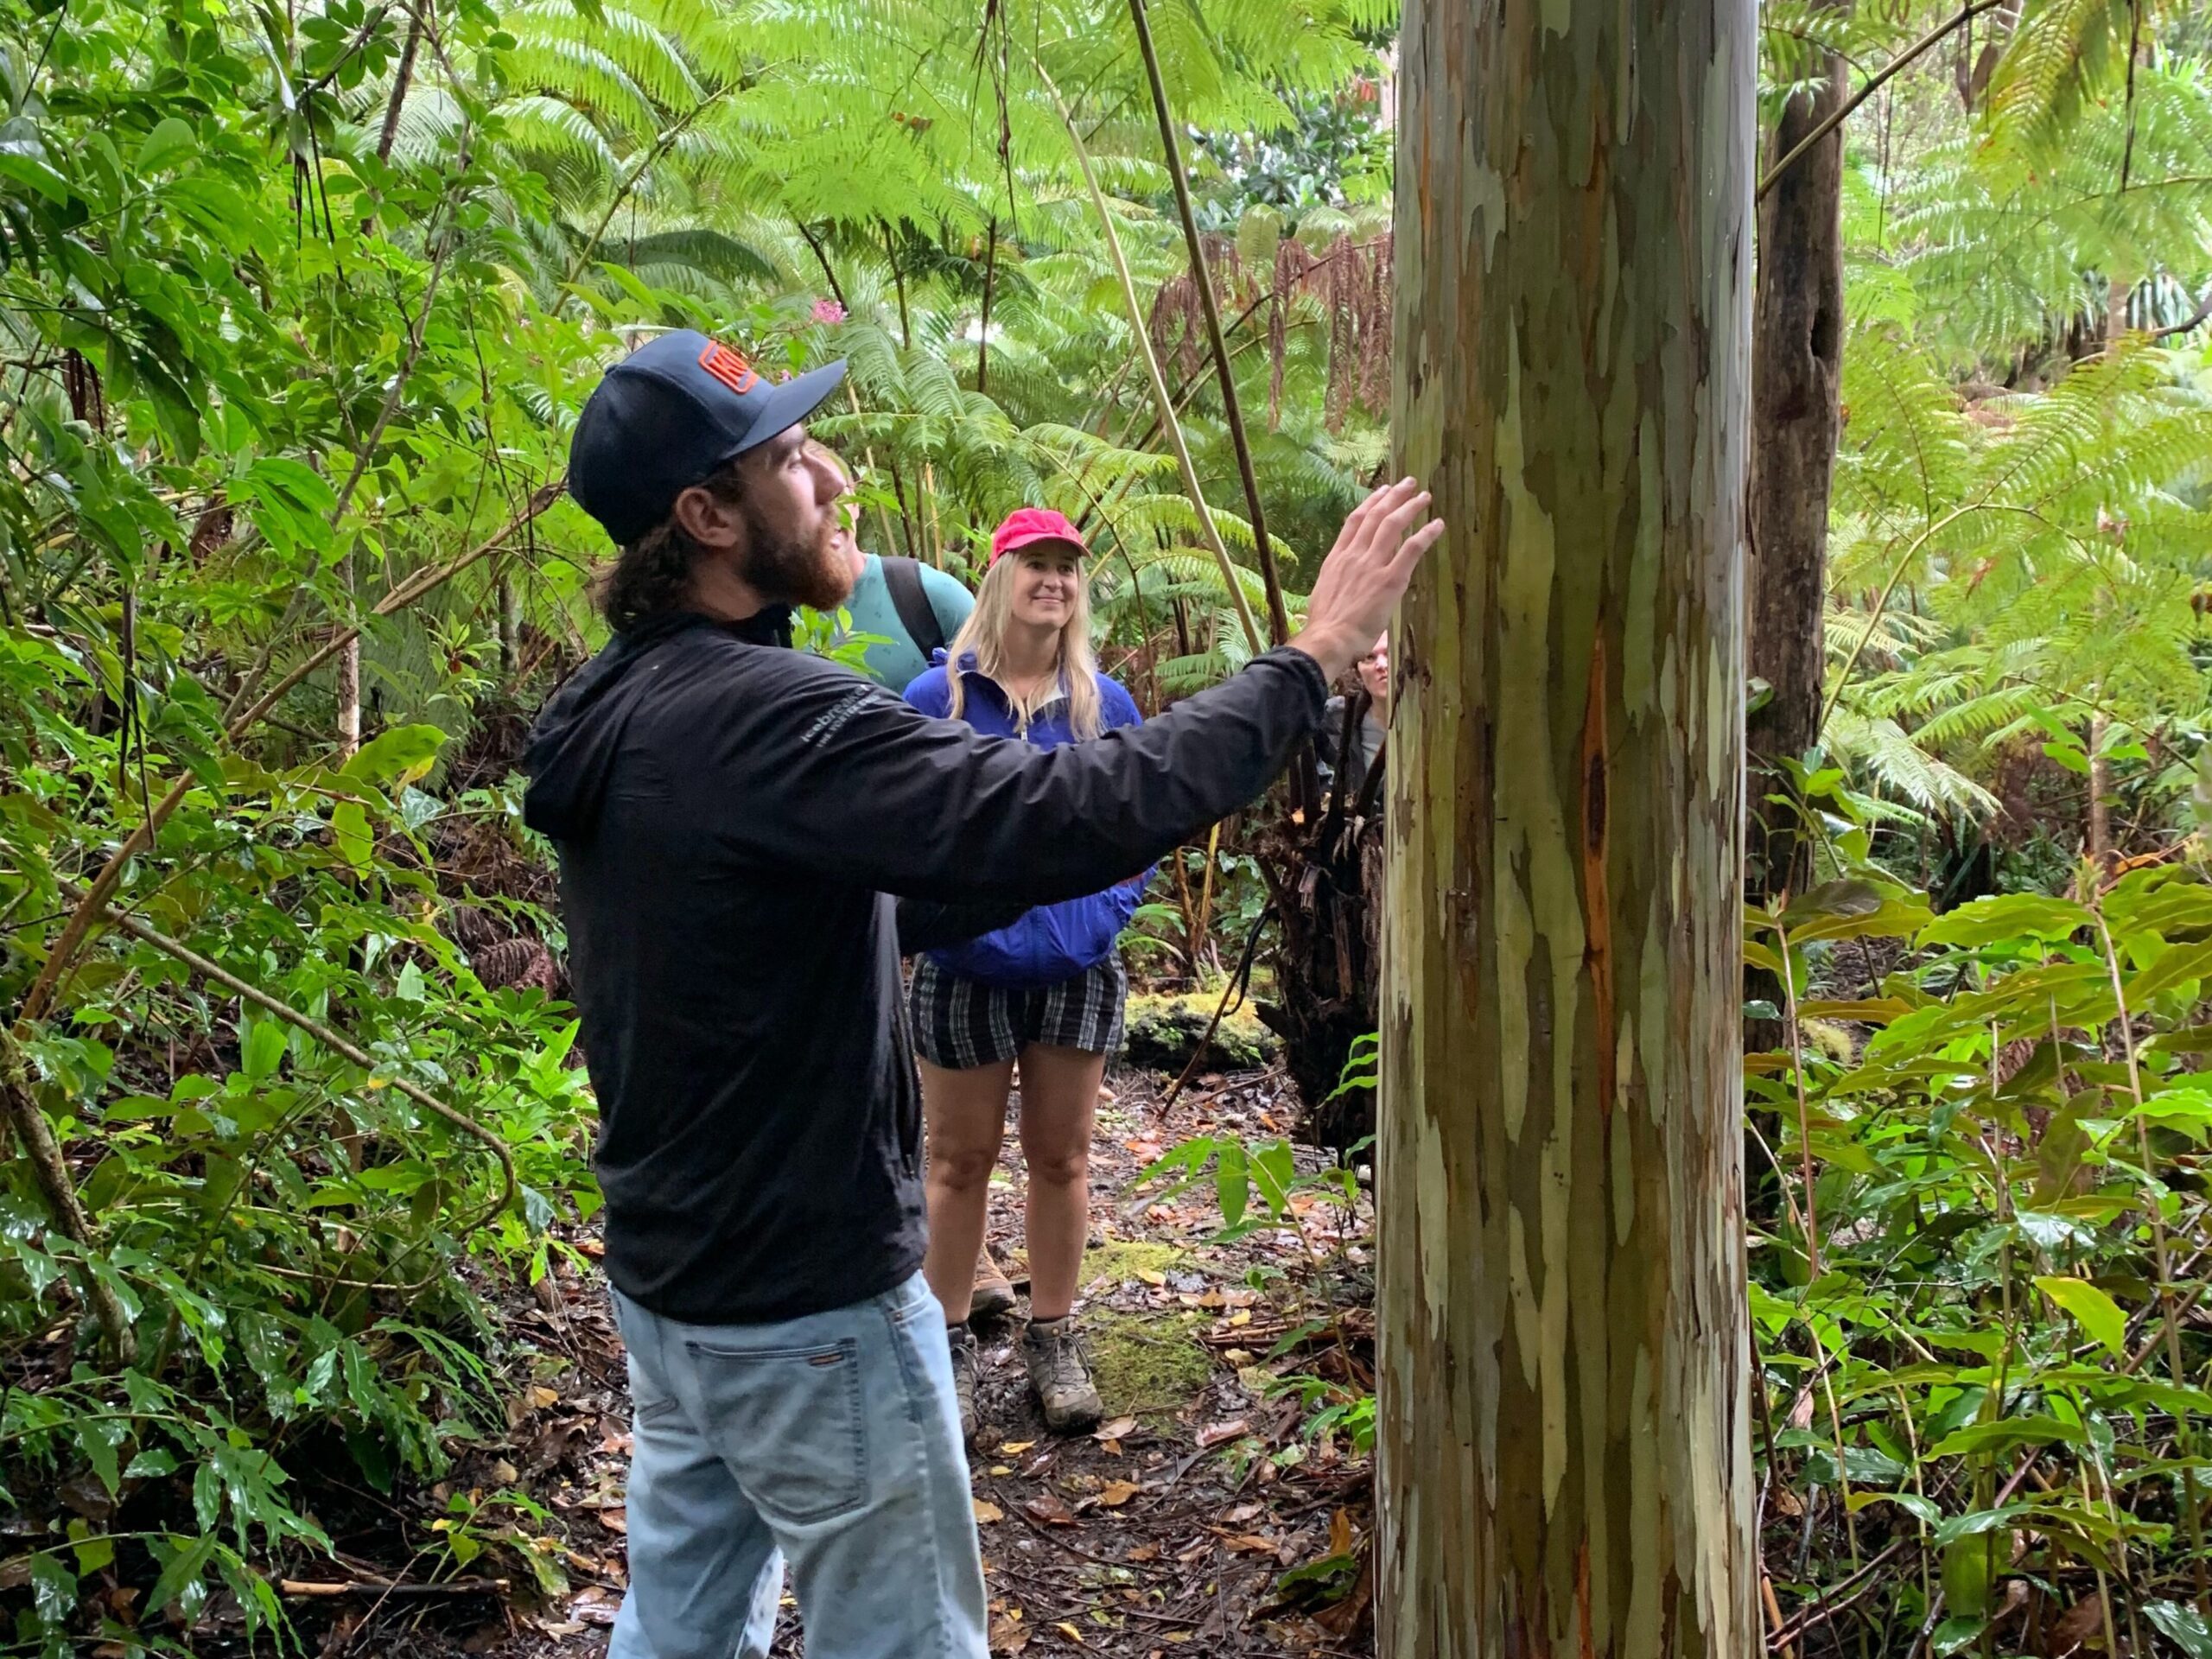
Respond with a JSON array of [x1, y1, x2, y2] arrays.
[[2126, 938, 2212, 1002], [240, 1016, 288, 1083], [1847, 1490, 1941, 1526], [136, 117, 196, 171], [1927, 1414, 2085, 1458], [2034, 1275, 2126, 1355], [1929, 1614, 1988, 1656], [2145, 1601, 2212, 1659], [146, 1532, 216, 1616], [1932, 1501, 2034, 1546], [1918, 893, 2091, 949], [340, 723, 449, 787], [332, 799, 373, 876], [1214, 1140, 1248, 1230], [28, 1553, 75, 1623]]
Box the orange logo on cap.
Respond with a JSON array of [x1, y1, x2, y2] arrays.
[[698, 341, 760, 396]]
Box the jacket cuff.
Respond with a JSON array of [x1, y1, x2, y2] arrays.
[[1249, 646, 1330, 730]]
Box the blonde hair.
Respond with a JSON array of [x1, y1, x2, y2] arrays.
[[944, 545, 1103, 739]]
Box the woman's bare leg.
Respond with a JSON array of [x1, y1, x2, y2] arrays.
[[1014, 1045, 1107, 1320], [921, 1056, 1015, 1325]]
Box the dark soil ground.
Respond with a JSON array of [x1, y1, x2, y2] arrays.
[[293, 1064, 1377, 1659]]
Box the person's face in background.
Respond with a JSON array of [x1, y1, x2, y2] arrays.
[[1356, 632, 1389, 709], [1008, 543, 1084, 632]]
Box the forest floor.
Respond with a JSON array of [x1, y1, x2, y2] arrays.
[[296, 1065, 1378, 1659]]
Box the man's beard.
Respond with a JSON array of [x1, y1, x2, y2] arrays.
[[738, 499, 853, 613]]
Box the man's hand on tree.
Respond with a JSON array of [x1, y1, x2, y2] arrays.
[[1288, 477, 1446, 682]]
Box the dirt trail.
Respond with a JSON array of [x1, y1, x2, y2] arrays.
[[329, 1066, 1376, 1659]]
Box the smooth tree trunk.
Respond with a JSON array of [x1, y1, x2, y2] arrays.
[[1746, 7, 1847, 906], [1379, 2, 1757, 1656]]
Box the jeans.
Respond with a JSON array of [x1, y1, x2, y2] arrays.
[[606, 1272, 988, 1659]]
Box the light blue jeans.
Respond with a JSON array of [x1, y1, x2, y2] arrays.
[[606, 1272, 988, 1659]]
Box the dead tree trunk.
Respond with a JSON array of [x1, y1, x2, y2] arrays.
[[1747, 3, 1847, 908], [1378, 0, 1758, 1653]]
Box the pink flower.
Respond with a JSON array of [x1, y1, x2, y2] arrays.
[[811, 298, 847, 325]]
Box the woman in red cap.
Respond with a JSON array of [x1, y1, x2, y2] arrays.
[[901, 507, 1142, 1441]]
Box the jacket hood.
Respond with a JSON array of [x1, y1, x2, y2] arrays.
[[523, 608, 788, 840]]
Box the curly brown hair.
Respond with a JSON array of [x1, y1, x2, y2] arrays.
[[596, 460, 747, 634]]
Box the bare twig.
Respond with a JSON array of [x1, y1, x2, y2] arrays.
[[279, 1576, 508, 1598], [1759, 0, 2014, 200]]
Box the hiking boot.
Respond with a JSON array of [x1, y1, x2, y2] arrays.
[[970, 1249, 1017, 1324], [1021, 1316, 1102, 1433], [947, 1325, 980, 1444]]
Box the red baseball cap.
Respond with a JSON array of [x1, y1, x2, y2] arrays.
[[990, 507, 1087, 566]]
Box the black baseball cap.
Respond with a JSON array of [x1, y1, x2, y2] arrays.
[[569, 330, 849, 545]]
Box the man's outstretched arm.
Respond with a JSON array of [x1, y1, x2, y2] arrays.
[[709, 481, 1445, 906]]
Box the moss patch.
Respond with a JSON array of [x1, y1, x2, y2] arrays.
[[1080, 1238, 1183, 1290], [1084, 1306, 1212, 1419], [1122, 988, 1279, 1071]]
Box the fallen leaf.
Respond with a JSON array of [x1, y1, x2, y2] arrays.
[[1216, 1530, 1277, 1554], [1097, 1439, 1122, 1456], [1329, 1508, 1354, 1557], [2046, 1598, 2104, 1657], [1000, 1440, 1035, 1455], [1197, 1419, 1249, 1448], [1228, 1309, 1252, 1327], [988, 1464, 1015, 1476], [1098, 1479, 1141, 1507], [1223, 1503, 1262, 1524], [1095, 1416, 1139, 1442], [1135, 1268, 1166, 1287], [1024, 1492, 1078, 1528], [596, 1506, 627, 1535], [529, 1385, 560, 1410], [1056, 1623, 1085, 1644], [1125, 1543, 1161, 1563], [491, 1459, 518, 1484], [973, 1498, 1005, 1523]]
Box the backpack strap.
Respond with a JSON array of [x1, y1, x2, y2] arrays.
[[880, 556, 945, 660]]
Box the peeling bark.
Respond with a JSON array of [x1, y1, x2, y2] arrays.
[[1378, 2, 1757, 1655]]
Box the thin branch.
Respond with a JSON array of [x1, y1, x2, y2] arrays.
[[0, 1029, 138, 1363], [15, 479, 565, 1028], [1759, 0, 2013, 200], [1034, 58, 1262, 654], [92, 902, 517, 1230], [1128, 0, 1288, 649]]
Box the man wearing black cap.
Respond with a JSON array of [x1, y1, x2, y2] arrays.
[[524, 330, 1442, 1659]]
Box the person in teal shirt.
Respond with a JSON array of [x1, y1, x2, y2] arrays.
[[814, 442, 976, 690]]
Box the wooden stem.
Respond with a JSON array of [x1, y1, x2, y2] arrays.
[[1036, 60, 1262, 654], [1128, 0, 1290, 650]]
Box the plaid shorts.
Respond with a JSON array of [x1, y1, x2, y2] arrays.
[[909, 955, 1128, 1070]]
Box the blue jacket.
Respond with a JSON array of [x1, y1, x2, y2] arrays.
[[903, 653, 1147, 987]]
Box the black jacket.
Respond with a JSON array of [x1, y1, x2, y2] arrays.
[[523, 610, 1325, 1324]]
